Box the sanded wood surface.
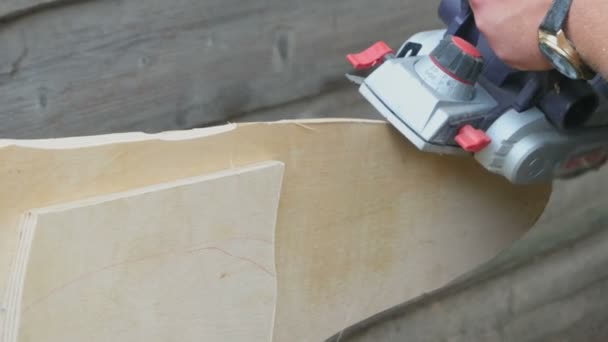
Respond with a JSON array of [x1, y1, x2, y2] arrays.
[[0, 120, 550, 341], [5, 161, 284, 342], [0, 0, 439, 138]]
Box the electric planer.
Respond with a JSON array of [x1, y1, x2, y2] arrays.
[[346, 0, 608, 184]]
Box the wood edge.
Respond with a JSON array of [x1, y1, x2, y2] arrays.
[[0, 119, 386, 149], [3, 212, 38, 342], [266, 163, 285, 342]]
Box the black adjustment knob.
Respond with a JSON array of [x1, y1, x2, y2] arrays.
[[429, 35, 484, 84]]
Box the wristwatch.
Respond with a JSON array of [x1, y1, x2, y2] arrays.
[[538, 0, 595, 80]]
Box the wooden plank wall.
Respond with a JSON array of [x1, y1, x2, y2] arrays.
[[0, 0, 439, 138]]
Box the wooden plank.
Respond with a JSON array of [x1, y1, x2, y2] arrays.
[[0, 0, 439, 138], [0, 120, 551, 341], [4, 161, 284, 342], [0, 0, 67, 21]]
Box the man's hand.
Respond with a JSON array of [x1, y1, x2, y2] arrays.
[[469, 0, 553, 71]]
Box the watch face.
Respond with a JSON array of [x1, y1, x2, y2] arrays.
[[539, 43, 579, 79]]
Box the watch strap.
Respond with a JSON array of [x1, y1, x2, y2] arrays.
[[540, 0, 573, 33]]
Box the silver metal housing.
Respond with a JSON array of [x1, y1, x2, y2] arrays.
[[359, 31, 496, 155], [476, 109, 608, 184], [357, 29, 608, 184]]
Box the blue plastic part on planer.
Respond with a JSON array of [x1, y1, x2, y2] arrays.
[[439, 0, 607, 131]]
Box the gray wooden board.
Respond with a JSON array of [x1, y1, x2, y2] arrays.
[[235, 86, 381, 123], [0, 0, 67, 21], [0, 0, 439, 138]]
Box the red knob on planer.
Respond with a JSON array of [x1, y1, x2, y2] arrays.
[[429, 36, 484, 85]]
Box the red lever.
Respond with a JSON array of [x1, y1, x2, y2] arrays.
[[346, 41, 394, 70], [455, 125, 491, 153]]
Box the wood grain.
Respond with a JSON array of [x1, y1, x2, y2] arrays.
[[0, 120, 550, 341], [0, 0, 439, 138], [0, 0, 73, 21], [4, 161, 284, 342]]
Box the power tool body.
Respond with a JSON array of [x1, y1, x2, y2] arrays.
[[347, 0, 608, 184]]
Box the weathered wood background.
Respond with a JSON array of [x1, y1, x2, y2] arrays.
[[1, 0, 608, 341], [0, 0, 439, 138]]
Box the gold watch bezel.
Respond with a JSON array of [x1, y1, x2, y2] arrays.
[[538, 29, 595, 80]]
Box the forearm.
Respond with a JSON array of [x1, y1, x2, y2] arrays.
[[568, 0, 608, 77]]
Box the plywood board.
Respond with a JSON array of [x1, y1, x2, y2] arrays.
[[0, 119, 551, 341], [4, 161, 284, 342]]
